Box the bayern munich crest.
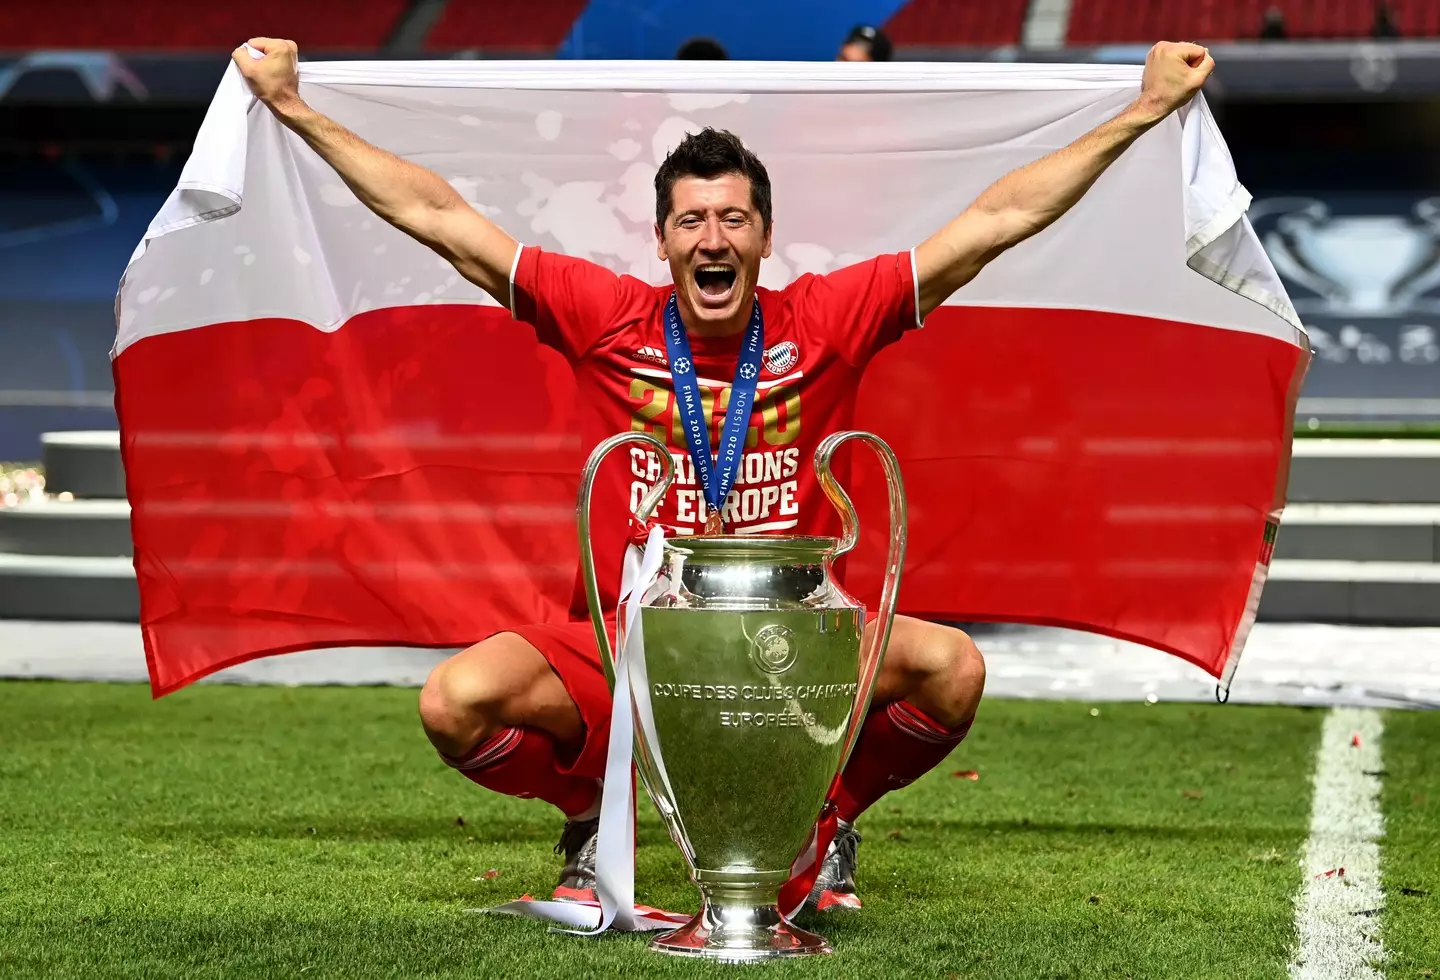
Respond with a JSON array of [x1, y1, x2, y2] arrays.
[[763, 341, 799, 375]]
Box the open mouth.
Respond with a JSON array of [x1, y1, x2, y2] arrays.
[[694, 264, 737, 303]]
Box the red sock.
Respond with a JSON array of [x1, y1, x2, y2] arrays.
[[442, 726, 599, 818], [830, 701, 972, 822]]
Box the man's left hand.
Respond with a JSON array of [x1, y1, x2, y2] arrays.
[[1136, 41, 1215, 122]]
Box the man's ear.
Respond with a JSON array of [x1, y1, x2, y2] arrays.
[[761, 221, 773, 260], [655, 222, 668, 261]]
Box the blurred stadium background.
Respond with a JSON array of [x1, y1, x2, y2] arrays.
[[2, 0, 1439, 626], [3, 9, 1439, 979]]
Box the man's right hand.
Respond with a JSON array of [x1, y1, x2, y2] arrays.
[[1134, 41, 1214, 123], [225, 34, 518, 308], [232, 37, 303, 114]]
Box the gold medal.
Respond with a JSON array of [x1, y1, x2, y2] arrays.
[[704, 512, 726, 536]]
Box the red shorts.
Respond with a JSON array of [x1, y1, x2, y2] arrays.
[[506, 619, 614, 780]]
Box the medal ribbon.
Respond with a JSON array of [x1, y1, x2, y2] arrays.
[[660, 292, 764, 527]]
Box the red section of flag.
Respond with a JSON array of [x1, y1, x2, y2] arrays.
[[849, 305, 1301, 676], [114, 303, 1303, 695]]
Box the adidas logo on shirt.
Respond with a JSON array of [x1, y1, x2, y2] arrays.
[[634, 345, 667, 366]]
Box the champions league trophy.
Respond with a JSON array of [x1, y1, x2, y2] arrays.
[[577, 430, 906, 961]]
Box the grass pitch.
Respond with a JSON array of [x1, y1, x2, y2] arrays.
[[1381, 710, 1440, 979], [0, 682, 1434, 979]]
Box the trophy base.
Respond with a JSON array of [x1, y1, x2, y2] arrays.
[[649, 884, 830, 962]]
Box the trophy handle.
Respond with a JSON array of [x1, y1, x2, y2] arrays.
[[813, 430, 907, 774], [576, 431, 676, 688]]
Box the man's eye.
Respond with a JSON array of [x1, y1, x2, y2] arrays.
[[725, 217, 745, 226]]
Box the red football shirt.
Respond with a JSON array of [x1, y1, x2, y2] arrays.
[[510, 245, 921, 612]]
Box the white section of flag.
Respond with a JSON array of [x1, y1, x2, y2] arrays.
[[117, 60, 1301, 357]]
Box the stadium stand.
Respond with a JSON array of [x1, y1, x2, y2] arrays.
[[1067, 0, 1440, 44], [883, 0, 1031, 47], [422, 0, 1030, 53], [424, 0, 591, 52], [0, 0, 409, 51]]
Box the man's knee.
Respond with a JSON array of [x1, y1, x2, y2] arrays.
[[887, 617, 983, 676], [880, 618, 985, 729], [940, 625, 986, 690], [418, 633, 534, 758]]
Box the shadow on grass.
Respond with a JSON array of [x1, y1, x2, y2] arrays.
[[900, 817, 1303, 844], [123, 812, 698, 851], [126, 815, 562, 845]]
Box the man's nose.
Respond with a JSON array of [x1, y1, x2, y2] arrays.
[[698, 217, 726, 251]]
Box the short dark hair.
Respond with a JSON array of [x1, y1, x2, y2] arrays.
[[653, 128, 772, 232], [675, 37, 728, 60], [843, 24, 893, 62]]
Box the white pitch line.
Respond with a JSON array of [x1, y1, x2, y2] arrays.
[[1288, 707, 1386, 980]]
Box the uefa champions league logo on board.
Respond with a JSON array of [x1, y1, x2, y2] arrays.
[[1255, 197, 1440, 317], [1253, 197, 1440, 365]]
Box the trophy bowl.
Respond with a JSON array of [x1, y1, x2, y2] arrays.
[[578, 430, 906, 962]]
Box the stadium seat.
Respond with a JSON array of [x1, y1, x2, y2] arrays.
[[424, 0, 590, 52], [0, 0, 408, 51], [1066, 0, 1437, 42], [883, 0, 1030, 47]]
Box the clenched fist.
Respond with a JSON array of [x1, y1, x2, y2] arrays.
[[1137, 41, 1215, 121], [232, 37, 302, 113]]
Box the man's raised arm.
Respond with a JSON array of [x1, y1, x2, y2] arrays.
[[912, 41, 1215, 320], [232, 38, 518, 306]]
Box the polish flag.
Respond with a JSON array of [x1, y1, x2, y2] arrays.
[[116, 60, 1306, 695]]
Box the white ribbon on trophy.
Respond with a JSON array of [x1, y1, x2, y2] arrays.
[[489, 525, 688, 933]]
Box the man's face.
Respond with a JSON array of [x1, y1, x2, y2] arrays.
[[837, 42, 873, 62], [656, 173, 772, 329]]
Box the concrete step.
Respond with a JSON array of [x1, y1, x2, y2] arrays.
[[1259, 559, 1440, 624], [1277, 504, 1440, 562], [1289, 440, 1440, 503], [13, 431, 1440, 626], [0, 553, 1432, 627], [33, 432, 1440, 504], [9, 498, 1422, 565], [42, 430, 125, 499], [0, 500, 132, 556], [0, 553, 138, 621]]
